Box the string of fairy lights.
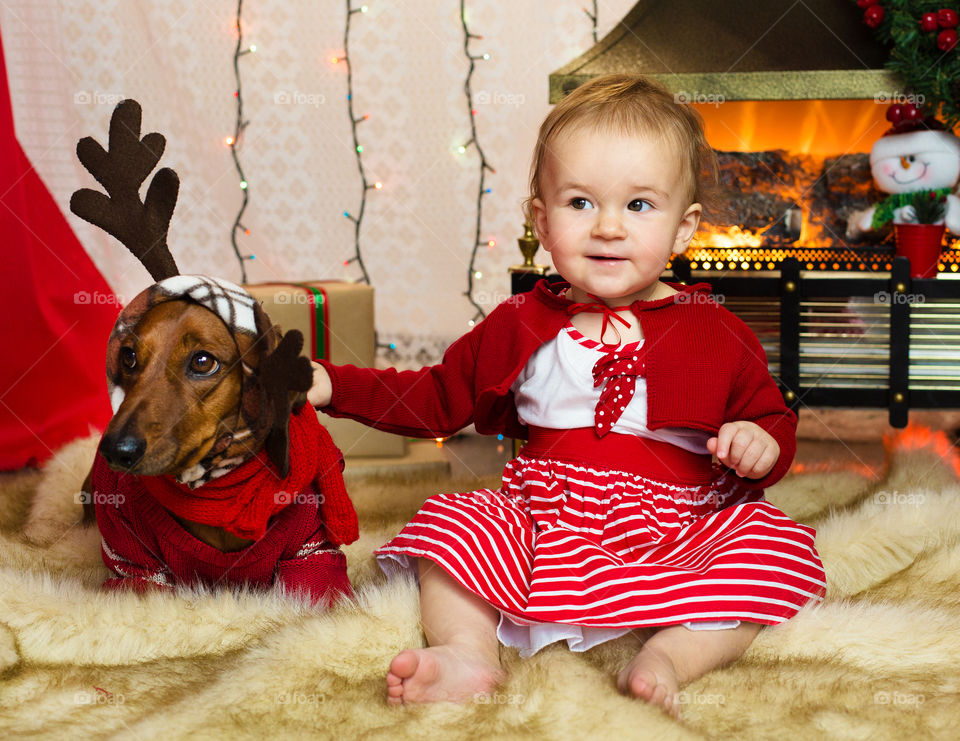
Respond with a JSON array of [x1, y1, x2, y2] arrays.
[[459, 0, 496, 326], [221, 4, 596, 332], [584, 1, 599, 43], [333, 3, 394, 352], [226, 0, 257, 283], [336, 1, 375, 285]]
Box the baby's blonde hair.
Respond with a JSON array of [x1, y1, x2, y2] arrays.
[[523, 74, 719, 229]]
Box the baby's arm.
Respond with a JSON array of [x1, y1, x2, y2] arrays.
[[707, 421, 779, 479], [307, 361, 332, 408], [720, 319, 798, 489], [307, 316, 487, 439]]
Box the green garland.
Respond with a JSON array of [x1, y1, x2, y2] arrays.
[[871, 186, 952, 227], [857, 1, 960, 129]]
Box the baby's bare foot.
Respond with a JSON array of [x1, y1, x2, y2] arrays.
[[617, 645, 681, 720], [385, 645, 504, 705]]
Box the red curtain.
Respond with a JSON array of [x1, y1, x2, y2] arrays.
[[0, 30, 115, 469]]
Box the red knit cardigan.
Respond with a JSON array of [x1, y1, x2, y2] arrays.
[[320, 280, 797, 490]]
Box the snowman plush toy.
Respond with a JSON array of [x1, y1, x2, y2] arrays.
[[850, 102, 960, 238]]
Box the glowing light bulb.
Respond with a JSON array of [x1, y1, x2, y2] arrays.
[[224, 136, 234, 146], [249, 44, 257, 53], [362, 113, 370, 120], [356, 145, 364, 153], [468, 319, 476, 327], [457, 145, 467, 154], [240, 180, 248, 189], [343, 211, 351, 218], [360, 4, 368, 11], [482, 53, 490, 60], [244, 228, 251, 236], [331, 56, 341, 64], [374, 181, 383, 189], [487, 239, 496, 247]]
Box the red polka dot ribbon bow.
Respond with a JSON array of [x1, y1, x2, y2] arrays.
[[592, 349, 645, 436]]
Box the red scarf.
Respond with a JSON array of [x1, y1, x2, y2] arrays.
[[142, 405, 358, 543]]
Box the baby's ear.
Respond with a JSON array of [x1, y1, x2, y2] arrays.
[[531, 198, 549, 247], [673, 202, 702, 254]]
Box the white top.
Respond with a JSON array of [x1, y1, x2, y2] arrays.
[[511, 324, 712, 455]]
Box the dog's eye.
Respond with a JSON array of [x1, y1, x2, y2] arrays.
[[189, 352, 220, 376], [119, 347, 137, 371]]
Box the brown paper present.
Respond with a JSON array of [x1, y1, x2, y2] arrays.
[[245, 281, 406, 458]]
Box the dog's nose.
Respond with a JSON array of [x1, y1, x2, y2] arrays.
[[99, 432, 146, 470]]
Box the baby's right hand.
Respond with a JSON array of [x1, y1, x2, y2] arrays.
[[307, 361, 333, 407]]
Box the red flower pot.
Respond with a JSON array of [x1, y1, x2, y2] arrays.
[[894, 223, 945, 278]]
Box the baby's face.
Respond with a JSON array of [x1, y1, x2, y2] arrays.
[[531, 127, 700, 306]]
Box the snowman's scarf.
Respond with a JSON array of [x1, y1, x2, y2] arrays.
[[871, 187, 952, 229]]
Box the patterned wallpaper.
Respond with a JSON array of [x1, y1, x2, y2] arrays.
[[2, 0, 633, 367]]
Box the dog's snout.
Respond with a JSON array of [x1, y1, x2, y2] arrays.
[[99, 432, 147, 470]]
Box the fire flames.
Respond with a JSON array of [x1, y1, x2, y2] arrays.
[[688, 99, 960, 258]]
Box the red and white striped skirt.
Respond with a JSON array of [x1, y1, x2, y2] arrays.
[[376, 428, 825, 653]]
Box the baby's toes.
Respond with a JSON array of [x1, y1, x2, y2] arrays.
[[626, 668, 658, 701]]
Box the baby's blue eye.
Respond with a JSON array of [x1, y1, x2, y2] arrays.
[[628, 199, 652, 212], [570, 197, 593, 210]]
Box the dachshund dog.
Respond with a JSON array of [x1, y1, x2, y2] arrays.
[[72, 100, 358, 600], [83, 297, 255, 551]]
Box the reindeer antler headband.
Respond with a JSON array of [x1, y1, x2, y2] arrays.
[[71, 99, 312, 480], [71, 99, 180, 282]]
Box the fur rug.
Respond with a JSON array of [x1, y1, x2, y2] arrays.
[[1, 430, 959, 740]]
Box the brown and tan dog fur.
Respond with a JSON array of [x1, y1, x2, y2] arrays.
[[81, 299, 274, 551]]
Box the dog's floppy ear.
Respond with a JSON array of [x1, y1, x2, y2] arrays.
[[258, 330, 314, 477], [70, 99, 180, 282]]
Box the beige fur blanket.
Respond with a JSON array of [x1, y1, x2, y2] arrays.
[[1, 430, 959, 740]]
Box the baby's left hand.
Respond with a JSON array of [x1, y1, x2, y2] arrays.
[[707, 421, 780, 479]]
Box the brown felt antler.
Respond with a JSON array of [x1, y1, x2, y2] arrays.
[[258, 329, 315, 477], [70, 99, 180, 282]]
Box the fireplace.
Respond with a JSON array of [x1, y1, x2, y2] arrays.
[[549, 0, 960, 274], [526, 0, 960, 426]]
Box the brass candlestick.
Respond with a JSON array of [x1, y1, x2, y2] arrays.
[[508, 221, 548, 275]]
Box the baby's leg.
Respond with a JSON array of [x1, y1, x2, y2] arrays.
[[617, 622, 763, 719], [386, 557, 505, 704]]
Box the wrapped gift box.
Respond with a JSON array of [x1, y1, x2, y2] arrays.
[[245, 281, 406, 458]]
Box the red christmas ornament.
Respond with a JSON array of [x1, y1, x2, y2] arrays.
[[921, 12, 940, 32], [938, 28, 959, 51], [864, 4, 885, 28], [886, 103, 903, 123], [856, 0, 878, 7], [938, 8, 959, 28]]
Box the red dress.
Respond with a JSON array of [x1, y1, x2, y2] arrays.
[[322, 281, 825, 653]]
